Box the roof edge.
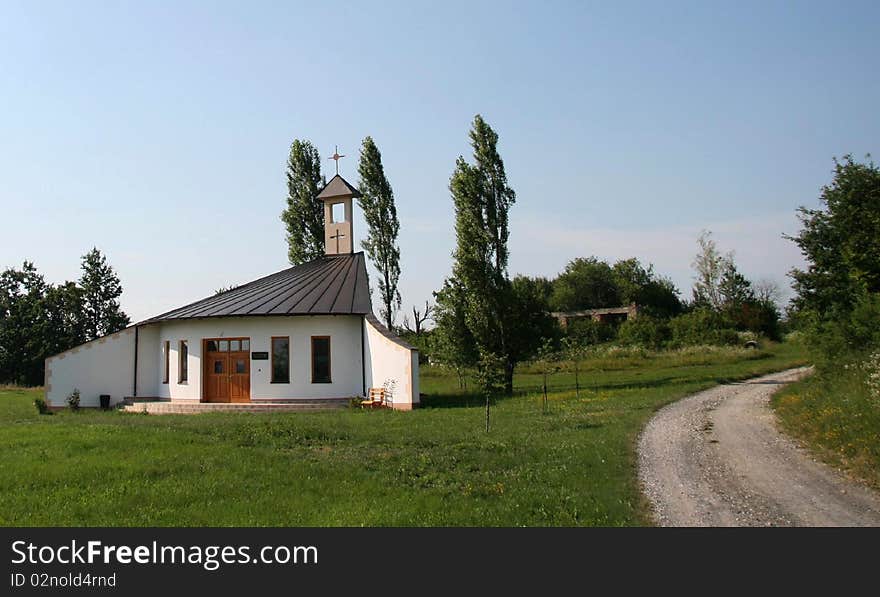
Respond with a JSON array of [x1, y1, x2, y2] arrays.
[[365, 312, 417, 351]]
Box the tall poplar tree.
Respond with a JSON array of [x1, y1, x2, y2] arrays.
[[79, 248, 130, 341], [281, 139, 325, 265], [357, 136, 401, 330], [436, 115, 520, 395]]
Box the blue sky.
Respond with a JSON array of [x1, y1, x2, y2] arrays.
[[1, 1, 877, 323]]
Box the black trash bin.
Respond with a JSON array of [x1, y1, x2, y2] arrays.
[[99, 394, 111, 410]]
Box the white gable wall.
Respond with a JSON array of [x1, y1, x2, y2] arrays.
[[363, 317, 420, 410], [45, 328, 137, 407]]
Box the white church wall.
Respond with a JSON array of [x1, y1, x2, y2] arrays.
[[45, 328, 136, 408], [363, 316, 420, 410], [153, 315, 364, 400], [136, 324, 160, 399]]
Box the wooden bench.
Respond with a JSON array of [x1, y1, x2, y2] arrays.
[[362, 388, 387, 409]]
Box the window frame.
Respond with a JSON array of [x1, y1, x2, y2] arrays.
[[162, 340, 170, 384], [271, 336, 290, 384], [178, 340, 188, 384], [311, 336, 332, 384]]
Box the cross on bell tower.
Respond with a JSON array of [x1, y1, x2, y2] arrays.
[[316, 167, 361, 256], [328, 145, 345, 175]]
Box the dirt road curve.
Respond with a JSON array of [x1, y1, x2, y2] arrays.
[[639, 367, 880, 526]]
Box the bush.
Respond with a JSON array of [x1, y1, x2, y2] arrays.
[[34, 397, 50, 415], [617, 315, 671, 350], [565, 318, 617, 345], [66, 388, 80, 411], [725, 301, 781, 340], [807, 293, 880, 367], [669, 309, 739, 347]]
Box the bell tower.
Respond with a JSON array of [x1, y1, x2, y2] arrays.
[[317, 174, 360, 255]]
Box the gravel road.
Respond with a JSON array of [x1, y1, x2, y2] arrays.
[[638, 367, 880, 526]]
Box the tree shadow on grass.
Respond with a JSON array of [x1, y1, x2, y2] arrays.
[[420, 392, 505, 409]]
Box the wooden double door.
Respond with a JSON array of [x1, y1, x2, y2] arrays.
[[203, 338, 250, 403]]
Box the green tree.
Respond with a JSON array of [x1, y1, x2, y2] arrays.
[[508, 275, 560, 363], [789, 155, 880, 317], [691, 230, 731, 310], [79, 248, 130, 341], [44, 281, 87, 357], [612, 258, 682, 317], [432, 278, 478, 390], [357, 136, 402, 330], [281, 139, 325, 265], [719, 261, 755, 309], [436, 115, 521, 395], [0, 262, 49, 385], [550, 257, 621, 311]]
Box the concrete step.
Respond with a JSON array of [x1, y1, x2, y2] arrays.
[[121, 399, 350, 415]]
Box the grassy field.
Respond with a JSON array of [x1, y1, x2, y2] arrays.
[[0, 343, 807, 527], [773, 361, 880, 491]]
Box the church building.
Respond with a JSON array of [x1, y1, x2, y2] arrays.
[[44, 174, 420, 411]]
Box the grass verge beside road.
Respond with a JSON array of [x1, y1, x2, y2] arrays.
[[773, 364, 880, 491]]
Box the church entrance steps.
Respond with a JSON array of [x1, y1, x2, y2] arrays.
[[120, 398, 350, 414]]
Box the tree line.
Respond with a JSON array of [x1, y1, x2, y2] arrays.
[[0, 249, 129, 386]]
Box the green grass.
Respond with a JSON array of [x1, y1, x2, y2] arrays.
[[0, 343, 807, 527], [773, 361, 880, 490]]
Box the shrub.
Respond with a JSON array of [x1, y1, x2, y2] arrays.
[[669, 309, 739, 347], [66, 388, 80, 411], [855, 350, 880, 402], [34, 398, 50, 415], [617, 315, 671, 349], [566, 318, 617, 345], [806, 293, 880, 367]]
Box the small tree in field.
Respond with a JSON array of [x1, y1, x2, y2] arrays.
[[561, 336, 589, 398], [534, 339, 560, 414], [476, 352, 505, 432]]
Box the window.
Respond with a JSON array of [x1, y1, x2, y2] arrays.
[[178, 340, 188, 383], [271, 337, 290, 383], [331, 202, 345, 223], [311, 336, 331, 383], [162, 340, 170, 384]]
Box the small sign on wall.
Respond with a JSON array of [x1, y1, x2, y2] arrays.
[[251, 352, 269, 360]]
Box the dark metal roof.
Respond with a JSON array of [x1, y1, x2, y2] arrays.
[[317, 174, 361, 200], [142, 253, 371, 323]]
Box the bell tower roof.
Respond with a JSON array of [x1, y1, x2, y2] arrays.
[[317, 174, 361, 200]]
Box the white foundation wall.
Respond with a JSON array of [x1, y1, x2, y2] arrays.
[[45, 328, 136, 407], [363, 317, 420, 409], [151, 315, 364, 400]]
